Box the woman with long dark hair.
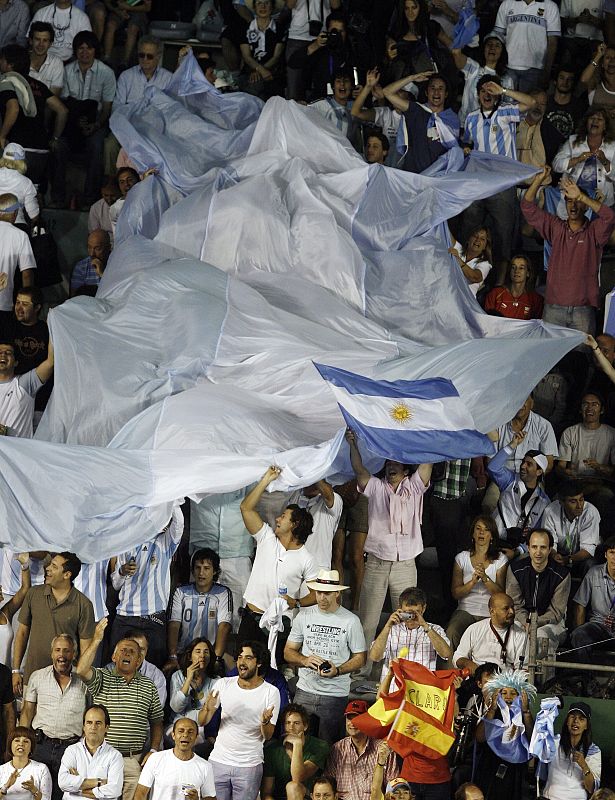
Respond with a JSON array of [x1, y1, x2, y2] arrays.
[[451, 33, 512, 124], [168, 637, 218, 743], [446, 515, 508, 653], [388, 0, 458, 92], [543, 703, 601, 799]]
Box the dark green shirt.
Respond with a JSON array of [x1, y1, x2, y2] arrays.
[[264, 735, 330, 798]]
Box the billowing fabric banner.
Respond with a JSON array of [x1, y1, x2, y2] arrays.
[[0, 56, 583, 561]]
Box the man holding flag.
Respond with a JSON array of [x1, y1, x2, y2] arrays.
[[353, 659, 462, 800], [315, 364, 492, 678], [345, 429, 432, 677]]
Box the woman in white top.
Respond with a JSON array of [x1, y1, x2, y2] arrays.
[[543, 703, 601, 800], [446, 515, 508, 653], [167, 637, 218, 747], [0, 553, 31, 668], [448, 226, 493, 296], [451, 34, 513, 124], [552, 107, 615, 207], [0, 727, 52, 800]]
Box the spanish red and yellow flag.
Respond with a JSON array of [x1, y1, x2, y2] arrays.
[[353, 660, 460, 759]]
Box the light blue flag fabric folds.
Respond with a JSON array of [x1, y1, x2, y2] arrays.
[[0, 58, 586, 560], [314, 364, 492, 461], [451, 0, 480, 50], [529, 696, 561, 780], [483, 695, 531, 764]]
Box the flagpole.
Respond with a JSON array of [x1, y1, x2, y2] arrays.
[[385, 699, 407, 748]]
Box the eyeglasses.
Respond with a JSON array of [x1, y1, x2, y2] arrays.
[[138, 52, 156, 60]]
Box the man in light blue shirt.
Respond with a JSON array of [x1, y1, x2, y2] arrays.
[[113, 35, 172, 110]]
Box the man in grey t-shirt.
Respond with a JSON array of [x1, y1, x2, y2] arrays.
[[283, 569, 366, 743]]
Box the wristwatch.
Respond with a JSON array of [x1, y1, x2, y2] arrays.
[[295, 598, 301, 609]]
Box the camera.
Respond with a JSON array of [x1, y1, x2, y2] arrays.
[[399, 611, 416, 621], [320, 660, 332, 673], [326, 28, 343, 50]]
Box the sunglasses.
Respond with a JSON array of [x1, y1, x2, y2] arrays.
[[138, 52, 156, 60]]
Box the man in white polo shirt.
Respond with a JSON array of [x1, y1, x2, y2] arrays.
[[135, 718, 215, 800], [239, 466, 319, 665], [494, 0, 561, 91]]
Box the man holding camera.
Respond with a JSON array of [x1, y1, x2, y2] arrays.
[[368, 587, 452, 682], [283, 570, 366, 744], [285, 0, 342, 101], [287, 11, 355, 101]]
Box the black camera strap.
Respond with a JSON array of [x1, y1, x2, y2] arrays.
[[308, 0, 325, 23]]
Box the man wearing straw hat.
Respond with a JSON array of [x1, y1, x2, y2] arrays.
[[283, 569, 366, 744]]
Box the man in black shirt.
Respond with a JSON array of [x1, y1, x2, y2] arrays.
[[0, 287, 52, 413]]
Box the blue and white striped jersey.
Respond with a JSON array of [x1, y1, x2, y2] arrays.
[[463, 103, 521, 159], [73, 559, 110, 621], [112, 508, 184, 616], [170, 582, 233, 651]]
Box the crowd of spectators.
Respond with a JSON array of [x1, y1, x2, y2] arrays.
[[4, 0, 615, 799]]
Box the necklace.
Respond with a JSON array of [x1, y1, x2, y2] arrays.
[[51, 4, 72, 44]]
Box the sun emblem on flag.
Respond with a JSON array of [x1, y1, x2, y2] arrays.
[[390, 402, 413, 424]]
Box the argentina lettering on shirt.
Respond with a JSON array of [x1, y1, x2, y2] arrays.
[[314, 363, 492, 462], [506, 13, 547, 26]]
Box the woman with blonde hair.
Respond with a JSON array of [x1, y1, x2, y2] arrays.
[[0, 143, 38, 228]]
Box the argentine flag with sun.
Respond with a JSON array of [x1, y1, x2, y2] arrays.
[[314, 363, 493, 463]]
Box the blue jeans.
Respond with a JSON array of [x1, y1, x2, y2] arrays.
[[505, 67, 544, 92], [542, 304, 596, 335], [210, 760, 263, 800], [292, 689, 349, 744], [35, 735, 79, 800]]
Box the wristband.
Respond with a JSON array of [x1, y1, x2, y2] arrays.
[[20, 559, 31, 571], [11, 669, 22, 674]]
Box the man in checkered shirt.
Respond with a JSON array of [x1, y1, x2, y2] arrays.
[[369, 587, 452, 683]]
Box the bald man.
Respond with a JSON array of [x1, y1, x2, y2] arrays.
[[70, 229, 111, 296], [453, 593, 528, 674]]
